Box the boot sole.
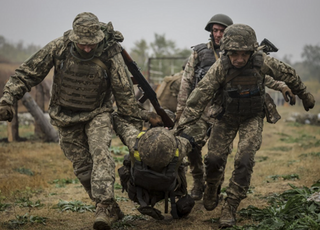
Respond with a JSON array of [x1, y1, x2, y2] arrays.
[[93, 220, 111, 230], [203, 202, 218, 211]]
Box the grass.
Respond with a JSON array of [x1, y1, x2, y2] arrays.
[[0, 105, 319, 229]]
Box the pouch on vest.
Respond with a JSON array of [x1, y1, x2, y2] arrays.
[[264, 93, 281, 124]]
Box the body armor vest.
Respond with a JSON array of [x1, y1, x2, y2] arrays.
[[193, 43, 219, 85], [221, 52, 265, 116], [53, 50, 109, 111]]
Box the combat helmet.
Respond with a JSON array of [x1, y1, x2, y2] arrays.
[[137, 127, 177, 172], [205, 14, 233, 32], [220, 24, 259, 52]]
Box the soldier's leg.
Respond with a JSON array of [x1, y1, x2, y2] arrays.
[[220, 115, 263, 228], [181, 118, 208, 200], [58, 124, 93, 200], [86, 113, 124, 229], [204, 115, 238, 211]]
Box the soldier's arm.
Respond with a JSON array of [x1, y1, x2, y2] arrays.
[[176, 51, 198, 118], [265, 75, 287, 91], [0, 39, 58, 105], [262, 54, 314, 110], [265, 75, 296, 105], [177, 60, 223, 132], [109, 52, 142, 121], [261, 53, 306, 96]]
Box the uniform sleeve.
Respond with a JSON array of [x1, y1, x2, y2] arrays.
[[177, 60, 223, 131], [261, 54, 307, 96], [176, 51, 198, 114], [265, 75, 287, 91], [176, 136, 192, 160], [1, 40, 57, 105], [109, 52, 141, 120]]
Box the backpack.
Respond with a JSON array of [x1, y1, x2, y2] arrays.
[[156, 72, 182, 113]]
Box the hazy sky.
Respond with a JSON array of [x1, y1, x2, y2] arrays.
[[0, 0, 319, 62]]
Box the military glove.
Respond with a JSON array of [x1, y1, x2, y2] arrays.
[[0, 103, 14, 122], [147, 112, 163, 127], [298, 92, 315, 111], [281, 86, 296, 105]]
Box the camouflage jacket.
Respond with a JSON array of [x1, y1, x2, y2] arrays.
[[177, 41, 288, 122], [177, 52, 307, 129], [177, 41, 216, 121], [0, 22, 141, 127]]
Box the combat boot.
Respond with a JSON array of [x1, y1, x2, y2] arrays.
[[93, 201, 124, 230], [203, 183, 220, 211], [190, 177, 205, 200], [219, 198, 239, 228]]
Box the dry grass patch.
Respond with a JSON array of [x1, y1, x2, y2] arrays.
[[0, 103, 319, 229]]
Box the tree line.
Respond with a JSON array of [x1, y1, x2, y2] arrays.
[[0, 34, 319, 83]]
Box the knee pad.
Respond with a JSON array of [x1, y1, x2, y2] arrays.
[[76, 165, 92, 190]]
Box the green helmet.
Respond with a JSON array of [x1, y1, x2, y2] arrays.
[[137, 127, 177, 172], [205, 14, 233, 32], [220, 24, 259, 51]]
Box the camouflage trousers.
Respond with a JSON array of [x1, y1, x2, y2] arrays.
[[58, 112, 115, 204], [205, 113, 263, 201], [181, 118, 211, 178]]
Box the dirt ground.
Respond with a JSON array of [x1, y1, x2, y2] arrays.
[[0, 105, 319, 230]]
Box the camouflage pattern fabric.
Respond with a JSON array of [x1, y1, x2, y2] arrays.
[[220, 24, 259, 51], [0, 15, 142, 205], [176, 41, 219, 184], [113, 112, 191, 163], [177, 41, 216, 121], [59, 112, 115, 203], [205, 113, 263, 200], [69, 12, 105, 45], [177, 52, 309, 202], [265, 75, 287, 91], [0, 22, 141, 128], [137, 127, 177, 171], [112, 112, 140, 157], [180, 117, 209, 178]]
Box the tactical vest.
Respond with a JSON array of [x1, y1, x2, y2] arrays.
[[193, 43, 219, 84], [53, 45, 110, 112], [221, 51, 265, 116]]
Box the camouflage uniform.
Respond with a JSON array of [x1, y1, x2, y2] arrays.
[[177, 24, 314, 227], [114, 123, 193, 220], [177, 41, 290, 199], [0, 13, 142, 207]]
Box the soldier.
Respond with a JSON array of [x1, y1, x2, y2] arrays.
[[116, 126, 195, 220], [176, 24, 315, 228], [0, 12, 146, 230], [175, 14, 295, 202], [175, 14, 234, 201]]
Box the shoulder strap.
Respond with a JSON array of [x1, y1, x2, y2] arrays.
[[91, 58, 108, 71]]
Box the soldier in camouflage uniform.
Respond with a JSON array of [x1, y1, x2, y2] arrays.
[[177, 24, 315, 228], [176, 14, 295, 201], [113, 115, 195, 220], [0, 12, 146, 230]]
